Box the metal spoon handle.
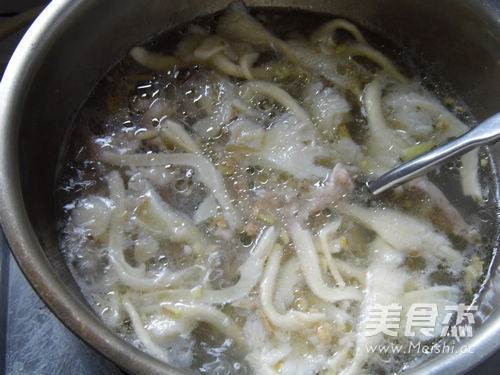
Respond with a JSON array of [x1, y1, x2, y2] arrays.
[[366, 112, 500, 195]]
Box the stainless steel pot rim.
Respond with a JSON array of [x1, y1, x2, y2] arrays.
[[0, 1, 184, 374], [0, 1, 498, 374]]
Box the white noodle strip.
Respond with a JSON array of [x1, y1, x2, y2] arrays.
[[337, 202, 464, 263], [365, 78, 396, 152], [217, 2, 299, 65], [318, 220, 346, 286], [402, 95, 482, 201], [460, 150, 482, 201], [342, 238, 409, 375], [144, 315, 194, 339], [190, 35, 245, 79], [193, 35, 228, 60], [123, 298, 168, 360], [326, 347, 351, 374], [102, 291, 123, 328], [260, 248, 326, 329], [124, 276, 206, 307], [130, 47, 185, 72], [287, 40, 351, 91], [334, 259, 366, 287], [239, 52, 258, 80], [364, 78, 404, 170], [106, 172, 148, 278], [405, 177, 479, 240], [402, 285, 460, 301], [101, 151, 240, 230], [341, 326, 370, 375], [106, 172, 202, 290], [403, 95, 469, 137], [128, 227, 278, 303], [160, 302, 247, 349], [324, 303, 353, 324], [274, 257, 301, 312], [110, 264, 193, 290], [159, 118, 201, 154], [311, 19, 367, 45], [343, 44, 409, 83], [135, 128, 160, 141], [273, 39, 300, 66], [193, 195, 218, 224], [289, 221, 363, 302], [231, 98, 257, 116], [208, 53, 246, 78], [240, 81, 313, 126], [138, 183, 201, 244], [202, 226, 278, 304], [319, 219, 342, 255]]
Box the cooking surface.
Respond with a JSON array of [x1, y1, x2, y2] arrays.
[[0, 2, 498, 375]]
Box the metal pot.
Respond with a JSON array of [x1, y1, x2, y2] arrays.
[[0, 1, 499, 374]]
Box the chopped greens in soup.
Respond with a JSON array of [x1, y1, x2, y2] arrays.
[[58, 3, 494, 374]]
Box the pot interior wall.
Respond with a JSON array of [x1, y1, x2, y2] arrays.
[[11, 0, 500, 373]]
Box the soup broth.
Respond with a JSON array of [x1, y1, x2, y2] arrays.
[[57, 3, 498, 374]]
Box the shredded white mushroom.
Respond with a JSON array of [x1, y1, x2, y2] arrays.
[[159, 118, 201, 154], [239, 52, 258, 80], [105, 172, 203, 290], [364, 78, 410, 171], [130, 46, 185, 72], [240, 81, 313, 126], [342, 43, 410, 84], [394, 92, 481, 201], [123, 298, 168, 360], [101, 151, 241, 230], [201, 227, 278, 304], [289, 220, 363, 302], [159, 302, 247, 349], [207, 53, 247, 78], [310, 18, 367, 45], [62, 8, 485, 375], [260, 247, 326, 329], [193, 195, 218, 224], [134, 180, 202, 244], [318, 219, 346, 286], [337, 202, 464, 265], [404, 177, 479, 241], [193, 35, 229, 60]]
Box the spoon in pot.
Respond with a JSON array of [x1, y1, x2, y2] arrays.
[[366, 112, 500, 195]]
